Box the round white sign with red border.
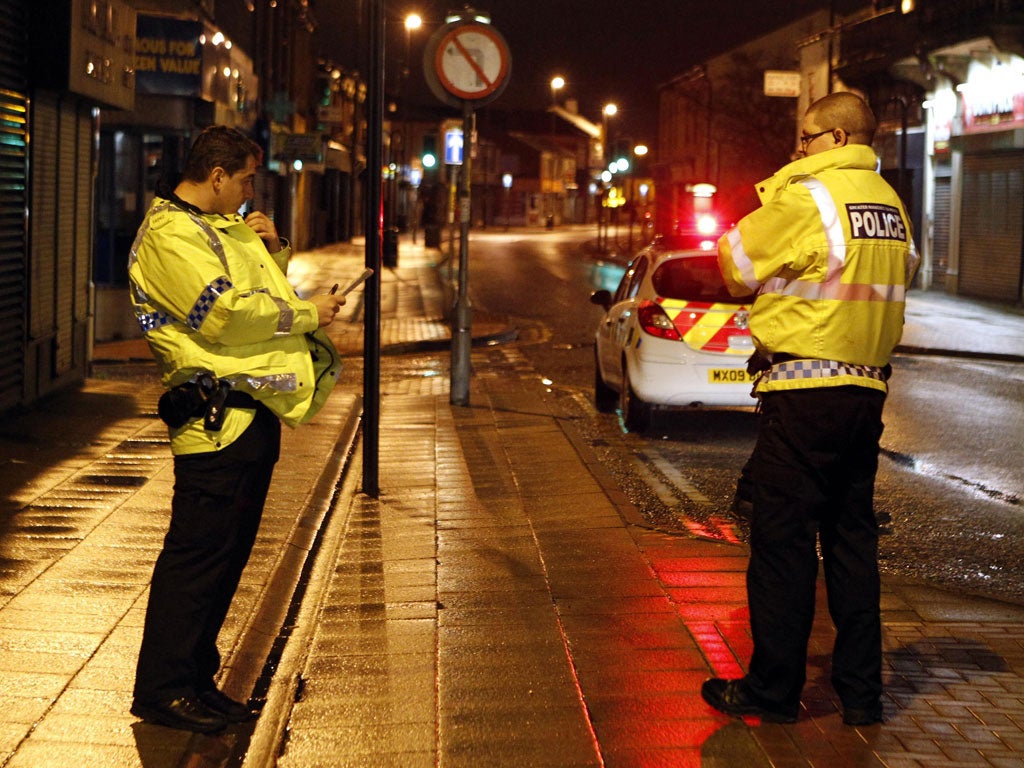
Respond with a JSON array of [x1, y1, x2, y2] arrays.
[[434, 23, 510, 101]]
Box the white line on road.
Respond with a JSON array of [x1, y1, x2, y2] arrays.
[[648, 452, 712, 508]]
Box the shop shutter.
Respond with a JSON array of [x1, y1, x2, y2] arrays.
[[29, 92, 92, 386], [0, 0, 28, 411], [28, 93, 57, 350], [931, 177, 950, 287], [959, 153, 1024, 302]]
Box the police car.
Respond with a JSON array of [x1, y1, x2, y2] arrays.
[[590, 238, 758, 432]]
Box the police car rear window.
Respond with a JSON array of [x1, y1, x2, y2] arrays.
[[652, 255, 755, 304]]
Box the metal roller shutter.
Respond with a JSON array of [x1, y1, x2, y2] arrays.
[[29, 93, 92, 387], [0, 0, 28, 411], [932, 177, 950, 287], [959, 152, 1024, 302]]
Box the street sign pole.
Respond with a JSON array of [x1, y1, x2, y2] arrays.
[[422, 14, 511, 407], [451, 104, 473, 405], [362, 0, 384, 497]]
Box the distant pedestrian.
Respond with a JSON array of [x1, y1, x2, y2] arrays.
[[127, 126, 346, 733], [705, 92, 919, 726]]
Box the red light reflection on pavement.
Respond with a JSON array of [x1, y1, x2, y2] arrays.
[[687, 621, 745, 679], [680, 515, 742, 544], [577, 544, 761, 765]]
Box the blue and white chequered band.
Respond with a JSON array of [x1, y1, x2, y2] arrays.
[[186, 276, 234, 330], [766, 359, 886, 383], [134, 275, 234, 334], [137, 310, 175, 333]]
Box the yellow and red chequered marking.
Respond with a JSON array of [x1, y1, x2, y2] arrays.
[[658, 298, 749, 354]]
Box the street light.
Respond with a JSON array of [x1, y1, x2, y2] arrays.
[[502, 173, 513, 230], [384, 10, 423, 266], [598, 103, 617, 251], [602, 102, 618, 164], [401, 11, 422, 216], [545, 75, 566, 226], [550, 75, 565, 105]]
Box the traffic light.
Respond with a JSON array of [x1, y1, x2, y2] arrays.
[[422, 134, 437, 170]]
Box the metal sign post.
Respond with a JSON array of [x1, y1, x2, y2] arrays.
[[362, 0, 384, 497], [450, 104, 474, 405], [423, 13, 511, 406]]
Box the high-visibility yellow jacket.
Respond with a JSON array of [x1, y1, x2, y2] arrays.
[[128, 197, 340, 454], [718, 144, 919, 393]]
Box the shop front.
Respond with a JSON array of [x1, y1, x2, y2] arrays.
[[949, 50, 1024, 303], [94, 13, 259, 342]]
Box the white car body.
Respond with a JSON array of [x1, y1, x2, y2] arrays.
[[591, 244, 758, 430]]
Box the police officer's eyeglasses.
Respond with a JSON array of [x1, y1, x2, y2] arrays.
[[800, 128, 837, 150]]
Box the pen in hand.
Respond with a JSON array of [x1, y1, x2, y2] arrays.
[[329, 283, 339, 295]]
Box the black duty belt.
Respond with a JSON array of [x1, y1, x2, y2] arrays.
[[158, 376, 258, 431]]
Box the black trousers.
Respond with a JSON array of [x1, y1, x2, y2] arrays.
[[134, 404, 280, 703], [744, 386, 885, 712]]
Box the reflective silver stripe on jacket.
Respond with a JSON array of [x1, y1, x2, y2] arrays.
[[130, 200, 297, 333], [760, 177, 908, 303], [766, 359, 886, 383], [726, 228, 760, 293], [129, 201, 232, 329], [271, 296, 294, 333], [229, 372, 299, 393], [182, 207, 230, 271]]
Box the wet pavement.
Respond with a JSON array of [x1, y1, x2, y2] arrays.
[[0, 230, 1023, 767]]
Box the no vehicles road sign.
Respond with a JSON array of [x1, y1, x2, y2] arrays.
[[424, 20, 511, 109]]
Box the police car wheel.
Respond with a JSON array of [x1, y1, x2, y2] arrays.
[[619, 365, 651, 433]]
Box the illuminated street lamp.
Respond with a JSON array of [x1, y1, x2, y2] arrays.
[[385, 10, 423, 266], [550, 75, 565, 105], [597, 103, 618, 251], [502, 173, 513, 230], [400, 12, 423, 176], [601, 102, 617, 165], [400, 11, 423, 156]]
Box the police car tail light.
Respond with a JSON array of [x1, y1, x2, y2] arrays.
[[695, 214, 718, 235], [637, 300, 681, 340]]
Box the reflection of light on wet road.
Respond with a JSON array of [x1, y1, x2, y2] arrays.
[[881, 447, 1022, 507]]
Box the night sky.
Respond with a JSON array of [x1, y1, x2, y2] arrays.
[[312, 1, 861, 147]]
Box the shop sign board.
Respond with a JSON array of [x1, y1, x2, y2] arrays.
[[764, 70, 800, 98], [136, 16, 202, 97]]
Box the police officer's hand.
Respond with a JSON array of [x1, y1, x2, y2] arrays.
[[310, 294, 346, 327], [244, 210, 283, 253]]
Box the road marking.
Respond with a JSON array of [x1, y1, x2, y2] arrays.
[[628, 453, 685, 509], [649, 452, 712, 507], [637, 448, 743, 544], [570, 388, 744, 543]]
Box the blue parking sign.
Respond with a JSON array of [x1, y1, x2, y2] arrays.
[[444, 129, 464, 165]]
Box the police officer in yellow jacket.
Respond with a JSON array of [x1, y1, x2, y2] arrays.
[[703, 93, 919, 726], [128, 126, 346, 733]]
